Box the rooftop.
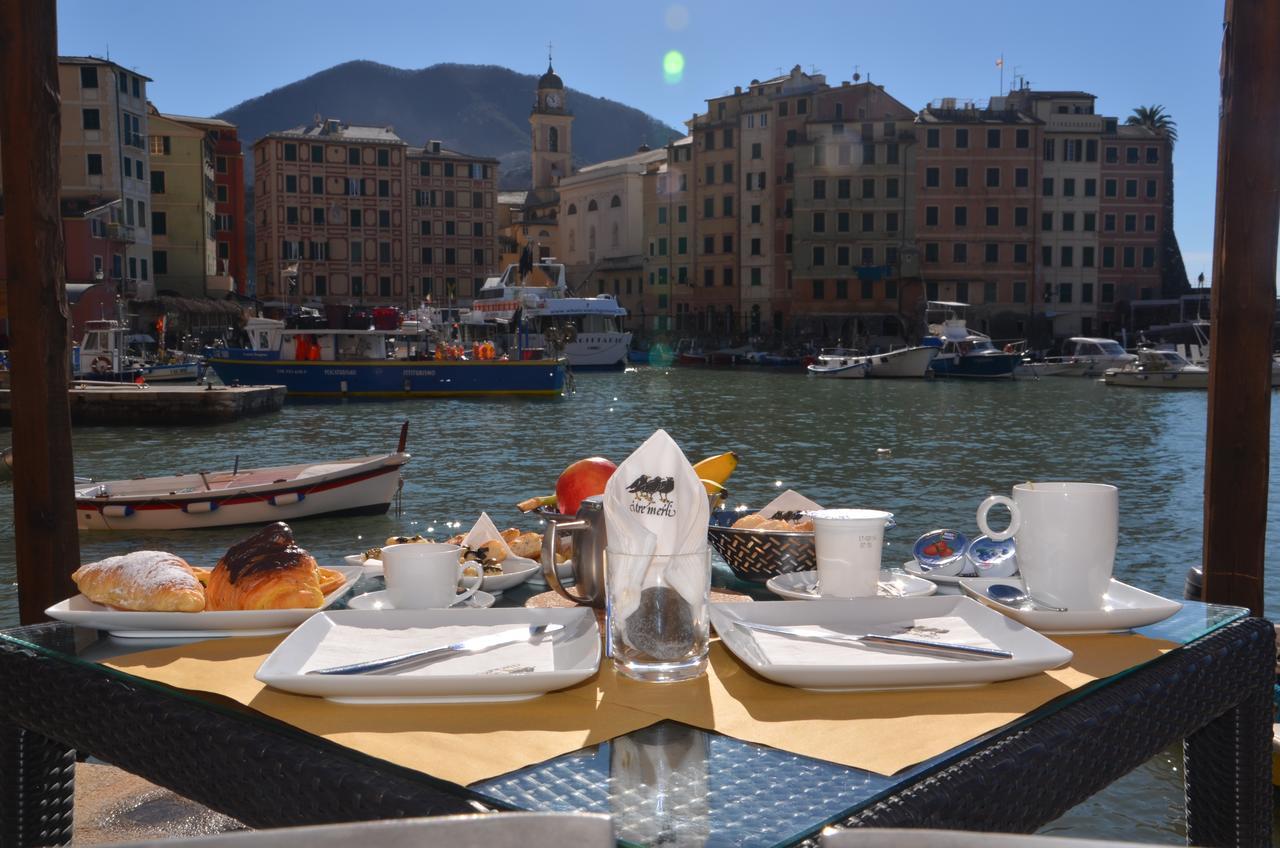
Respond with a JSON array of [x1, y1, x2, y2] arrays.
[[574, 147, 666, 174], [266, 118, 405, 145], [161, 113, 236, 129], [59, 55, 153, 81], [405, 143, 499, 164]]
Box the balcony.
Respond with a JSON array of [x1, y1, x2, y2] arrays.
[[106, 223, 136, 243]]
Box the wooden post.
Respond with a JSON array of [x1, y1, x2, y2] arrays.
[[1202, 0, 1280, 615], [0, 0, 82, 623]]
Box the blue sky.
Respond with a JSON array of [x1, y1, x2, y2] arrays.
[[58, 0, 1225, 283]]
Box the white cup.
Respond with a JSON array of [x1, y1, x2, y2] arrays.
[[976, 482, 1118, 610], [381, 542, 481, 609], [811, 509, 894, 598]]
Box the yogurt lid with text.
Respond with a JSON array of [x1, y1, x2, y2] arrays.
[[912, 529, 968, 575], [964, 534, 1019, 577]]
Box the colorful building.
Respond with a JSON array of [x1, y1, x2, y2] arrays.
[[165, 115, 248, 293], [252, 118, 497, 307], [146, 109, 220, 298]]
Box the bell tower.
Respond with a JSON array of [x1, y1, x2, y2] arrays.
[[530, 48, 573, 191]]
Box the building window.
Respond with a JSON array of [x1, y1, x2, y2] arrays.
[[1013, 167, 1028, 189], [813, 179, 826, 200], [1041, 212, 1052, 232], [1084, 212, 1097, 231], [152, 211, 166, 235], [985, 206, 999, 226], [1102, 283, 1115, 303], [953, 243, 968, 263], [378, 242, 392, 263], [813, 212, 826, 233], [703, 198, 713, 218], [703, 236, 714, 254], [351, 241, 363, 261], [750, 205, 761, 224], [85, 153, 103, 176], [1105, 146, 1119, 164], [1061, 246, 1074, 267], [1014, 243, 1028, 263], [1059, 283, 1073, 303], [1125, 179, 1138, 198], [286, 206, 299, 225], [723, 267, 734, 286], [1146, 146, 1159, 164], [1084, 178, 1097, 197], [812, 279, 824, 299], [284, 143, 297, 162], [1015, 128, 1030, 148], [1041, 245, 1052, 267], [861, 212, 874, 232], [985, 243, 999, 263], [285, 174, 298, 193], [926, 128, 940, 148], [837, 245, 850, 265], [351, 276, 363, 296], [751, 142, 762, 159], [1083, 247, 1095, 267], [1042, 177, 1054, 196], [151, 170, 165, 194], [1142, 246, 1156, 268], [1126, 146, 1139, 164], [984, 281, 998, 302], [378, 209, 391, 228], [1124, 214, 1137, 232], [1145, 214, 1157, 232], [956, 281, 968, 302], [217, 184, 229, 203], [678, 236, 687, 254], [925, 242, 939, 263], [1063, 212, 1075, 231], [1145, 179, 1158, 198], [954, 206, 968, 227], [955, 128, 969, 149], [131, 76, 140, 98], [1102, 246, 1115, 267], [986, 167, 1000, 188], [1013, 281, 1027, 302], [954, 167, 968, 188], [1104, 213, 1116, 231], [886, 211, 899, 232], [812, 246, 826, 266], [80, 66, 98, 88], [925, 167, 939, 188], [986, 128, 1001, 149], [1043, 138, 1055, 161], [723, 196, 733, 216], [82, 108, 100, 130], [1063, 178, 1075, 197]]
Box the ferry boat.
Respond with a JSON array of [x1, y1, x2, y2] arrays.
[[468, 260, 631, 370], [206, 317, 565, 399], [923, 302, 1020, 379]]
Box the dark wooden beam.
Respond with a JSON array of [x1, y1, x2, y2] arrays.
[[1202, 0, 1280, 615], [0, 0, 82, 623]]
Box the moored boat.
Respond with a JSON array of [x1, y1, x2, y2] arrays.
[[807, 349, 870, 379], [812, 345, 938, 379], [924, 302, 1020, 380], [207, 317, 565, 399], [1049, 337, 1138, 377], [74, 429, 410, 531], [74, 319, 204, 382], [1103, 348, 1211, 389]]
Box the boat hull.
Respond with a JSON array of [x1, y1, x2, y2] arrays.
[[807, 361, 869, 379], [76, 457, 406, 531], [207, 357, 565, 398], [862, 346, 938, 378], [1103, 369, 1211, 389], [142, 361, 204, 382], [929, 352, 1020, 379]]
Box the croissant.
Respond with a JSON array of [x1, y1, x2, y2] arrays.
[[206, 522, 324, 611], [73, 551, 205, 612]]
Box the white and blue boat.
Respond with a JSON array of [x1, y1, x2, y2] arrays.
[[923, 302, 1020, 380], [207, 317, 565, 399]]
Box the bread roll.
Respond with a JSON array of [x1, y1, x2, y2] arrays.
[[206, 522, 324, 611], [73, 551, 205, 612], [507, 532, 543, 559], [731, 513, 769, 530]]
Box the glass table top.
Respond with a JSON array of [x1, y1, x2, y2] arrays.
[[0, 567, 1247, 848]]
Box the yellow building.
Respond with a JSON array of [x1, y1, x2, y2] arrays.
[[147, 109, 220, 298]]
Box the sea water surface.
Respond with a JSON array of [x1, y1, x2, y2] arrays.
[[1, 367, 1277, 840]]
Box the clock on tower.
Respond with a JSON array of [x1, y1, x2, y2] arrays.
[[530, 58, 573, 191]]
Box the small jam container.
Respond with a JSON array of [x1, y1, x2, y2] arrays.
[[964, 535, 1018, 578], [912, 529, 969, 576]]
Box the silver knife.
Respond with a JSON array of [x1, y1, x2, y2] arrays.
[[732, 621, 1013, 661], [306, 623, 564, 676]]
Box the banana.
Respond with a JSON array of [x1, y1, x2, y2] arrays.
[[693, 450, 739, 485], [700, 478, 729, 499]]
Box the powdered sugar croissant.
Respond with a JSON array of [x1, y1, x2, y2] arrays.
[[73, 551, 205, 612]]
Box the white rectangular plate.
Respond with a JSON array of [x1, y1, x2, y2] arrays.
[[709, 596, 1073, 691], [959, 577, 1182, 634], [256, 606, 600, 704], [45, 565, 364, 638]]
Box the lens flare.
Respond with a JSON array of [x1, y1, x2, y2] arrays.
[[662, 50, 685, 84], [664, 4, 689, 31]]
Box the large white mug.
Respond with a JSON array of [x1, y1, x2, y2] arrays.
[[811, 509, 894, 598], [381, 542, 481, 609], [976, 482, 1118, 609]]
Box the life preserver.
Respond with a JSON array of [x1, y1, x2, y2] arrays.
[[90, 356, 111, 375]]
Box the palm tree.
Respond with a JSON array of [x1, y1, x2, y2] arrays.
[[1125, 106, 1188, 295], [1125, 105, 1177, 143]]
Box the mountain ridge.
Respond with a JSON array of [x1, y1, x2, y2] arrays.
[[215, 60, 684, 189]]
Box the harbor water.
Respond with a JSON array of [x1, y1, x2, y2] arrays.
[[1, 367, 1277, 840]]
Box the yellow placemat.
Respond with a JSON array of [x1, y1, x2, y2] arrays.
[[104, 630, 1175, 784], [556, 633, 1175, 776], [104, 635, 662, 787]]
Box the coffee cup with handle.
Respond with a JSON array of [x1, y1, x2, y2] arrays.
[[381, 542, 482, 609], [976, 482, 1118, 610]]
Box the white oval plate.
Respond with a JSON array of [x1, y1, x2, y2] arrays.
[[959, 577, 1182, 634], [45, 565, 364, 638], [346, 589, 496, 611], [766, 570, 936, 600]]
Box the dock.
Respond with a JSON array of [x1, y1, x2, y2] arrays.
[[0, 383, 286, 426]]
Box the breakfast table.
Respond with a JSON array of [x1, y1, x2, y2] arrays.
[[0, 567, 1271, 848]]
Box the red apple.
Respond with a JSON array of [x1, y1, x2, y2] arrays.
[[555, 457, 617, 515]]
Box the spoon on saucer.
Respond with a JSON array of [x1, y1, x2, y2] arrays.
[[985, 583, 1068, 612]]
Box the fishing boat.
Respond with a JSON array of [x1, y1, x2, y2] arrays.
[[810, 345, 937, 379], [74, 427, 411, 531], [806, 349, 870, 379], [674, 338, 709, 365], [468, 260, 631, 370], [206, 317, 565, 399], [74, 319, 204, 382], [923, 302, 1020, 379]]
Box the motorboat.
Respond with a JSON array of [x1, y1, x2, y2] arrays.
[[74, 427, 411, 531], [1016, 358, 1077, 378], [1051, 338, 1138, 377], [923, 303, 1020, 379], [1103, 349, 1210, 389], [207, 316, 565, 399], [469, 260, 631, 370], [812, 345, 938, 379], [806, 349, 869, 379], [674, 338, 708, 365]]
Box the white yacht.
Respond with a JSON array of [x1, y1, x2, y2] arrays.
[[1103, 349, 1210, 388], [1054, 337, 1137, 377], [469, 261, 632, 370], [810, 345, 937, 379]]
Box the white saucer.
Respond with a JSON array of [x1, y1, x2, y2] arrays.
[[903, 559, 1018, 587], [766, 570, 937, 600], [344, 553, 539, 594], [959, 576, 1182, 634], [345, 589, 496, 611]]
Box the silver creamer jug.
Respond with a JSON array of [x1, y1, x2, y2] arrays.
[[541, 494, 608, 608]]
